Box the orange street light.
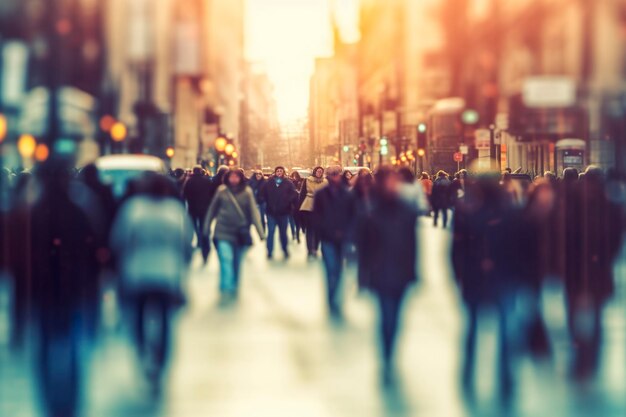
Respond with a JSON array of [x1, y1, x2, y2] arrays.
[[110, 122, 127, 142], [215, 136, 227, 152], [17, 134, 37, 158], [232, 151, 238, 159], [0, 114, 7, 142], [417, 148, 425, 157], [165, 146, 175, 159], [34, 143, 50, 162], [224, 143, 235, 156]]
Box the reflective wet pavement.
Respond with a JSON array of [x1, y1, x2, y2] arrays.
[[1, 218, 626, 416]]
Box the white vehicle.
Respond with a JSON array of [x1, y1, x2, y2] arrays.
[[343, 166, 370, 176], [95, 154, 168, 198]]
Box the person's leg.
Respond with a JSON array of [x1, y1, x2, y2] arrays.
[[462, 303, 478, 388], [443, 208, 449, 228], [134, 294, 146, 354], [156, 295, 170, 371], [497, 298, 513, 394], [378, 293, 404, 366], [303, 212, 316, 255], [258, 203, 267, 232], [266, 215, 277, 257], [288, 215, 296, 239], [321, 241, 341, 314], [233, 245, 247, 292], [433, 207, 439, 227], [278, 215, 290, 257], [215, 240, 236, 293]]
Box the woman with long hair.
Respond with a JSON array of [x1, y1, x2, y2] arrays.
[[204, 169, 265, 298], [299, 166, 327, 259]]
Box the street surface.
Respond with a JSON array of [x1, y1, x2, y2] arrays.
[[1, 218, 626, 417]]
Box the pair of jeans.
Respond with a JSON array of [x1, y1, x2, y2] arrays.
[[267, 215, 289, 257], [257, 203, 267, 232], [288, 215, 300, 241], [133, 291, 171, 377], [321, 241, 345, 314], [377, 292, 406, 365], [215, 240, 246, 293]]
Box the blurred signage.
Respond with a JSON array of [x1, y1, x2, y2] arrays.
[[453, 152, 463, 162], [1, 41, 28, 108], [523, 77, 576, 108], [474, 128, 490, 150], [459, 144, 469, 155]]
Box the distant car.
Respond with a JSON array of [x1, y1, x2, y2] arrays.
[[343, 166, 370, 176], [295, 169, 311, 179], [95, 154, 168, 198], [261, 167, 274, 178]]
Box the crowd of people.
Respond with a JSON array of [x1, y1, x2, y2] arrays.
[[1, 160, 625, 414]]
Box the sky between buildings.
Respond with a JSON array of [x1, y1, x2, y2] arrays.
[[246, 0, 359, 124]]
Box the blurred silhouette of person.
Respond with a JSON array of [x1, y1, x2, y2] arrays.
[[452, 173, 517, 398], [419, 172, 433, 201], [260, 166, 298, 260], [289, 171, 304, 242], [517, 181, 556, 358], [29, 161, 105, 417], [313, 165, 356, 318], [356, 166, 418, 383], [397, 167, 430, 215], [110, 172, 194, 381], [204, 169, 265, 298], [563, 166, 623, 379], [431, 171, 451, 227], [183, 166, 213, 263], [248, 170, 268, 232], [299, 166, 327, 259], [353, 171, 376, 291], [449, 169, 469, 206]]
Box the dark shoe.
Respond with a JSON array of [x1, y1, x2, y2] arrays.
[[267, 253, 273, 260], [284, 251, 290, 260]]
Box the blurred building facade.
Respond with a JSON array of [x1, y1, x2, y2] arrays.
[[240, 63, 280, 169], [311, 0, 626, 174], [105, 0, 245, 169]]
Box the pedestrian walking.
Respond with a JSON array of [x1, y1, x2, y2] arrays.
[[431, 171, 451, 227], [313, 165, 356, 318], [110, 172, 194, 381], [205, 169, 265, 297], [259, 166, 297, 259], [248, 170, 268, 232], [562, 166, 623, 379], [452, 173, 517, 398], [299, 166, 327, 259], [289, 170, 304, 242], [182, 166, 213, 262], [356, 166, 418, 383]]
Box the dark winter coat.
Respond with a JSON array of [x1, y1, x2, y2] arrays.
[[248, 176, 267, 204], [183, 173, 213, 218], [260, 177, 298, 216], [356, 193, 418, 297], [451, 178, 518, 305], [312, 183, 357, 244], [431, 177, 452, 209]]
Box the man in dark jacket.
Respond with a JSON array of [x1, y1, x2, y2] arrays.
[[356, 166, 417, 382], [452, 174, 517, 397], [248, 170, 267, 232], [313, 165, 356, 317], [431, 170, 451, 227], [183, 166, 213, 261], [563, 166, 623, 378], [260, 166, 297, 259]]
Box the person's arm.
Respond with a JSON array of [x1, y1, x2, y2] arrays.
[[298, 180, 307, 207], [203, 187, 222, 236], [247, 188, 266, 240]]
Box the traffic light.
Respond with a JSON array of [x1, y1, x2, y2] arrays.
[[380, 137, 389, 156], [417, 123, 427, 151]]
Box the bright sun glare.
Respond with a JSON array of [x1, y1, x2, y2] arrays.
[[246, 0, 359, 124]]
